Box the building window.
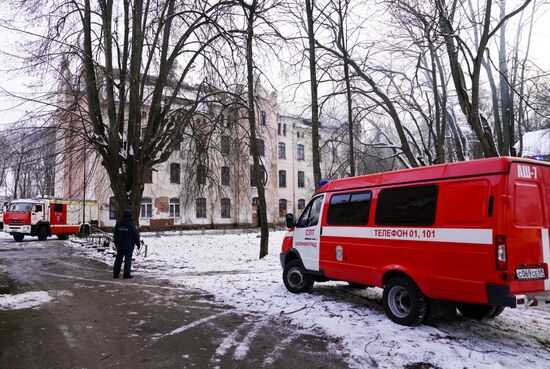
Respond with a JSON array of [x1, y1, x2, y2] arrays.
[[250, 139, 265, 156], [279, 199, 287, 218], [260, 111, 266, 125], [297, 144, 305, 160], [109, 197, 117, 220], [221, 135, 230, 155], [141, 197, 152, 219], [170, 163, 180, 184], [170, 198, 180, 218], [221, 166, 230, 186], [278, 142, 286, 159], [332, 147, 338, 161], [196, 198, 207, 218], [250, 165, 265, 187], [279, 170, 287, 188], [298, 199, 306, 210], [145, 167, 153, 184], [297, 171, 305, 188], [221, 198, 231, 218], [197, 164, 207, 185], [283, 124, 287, 136], [278, 123, 282, 135]]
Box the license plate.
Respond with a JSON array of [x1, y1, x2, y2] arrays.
[[516, 268, 546, 280]]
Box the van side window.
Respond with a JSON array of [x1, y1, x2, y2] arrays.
[[375, 185, 437, 226], [54, 204, 63, 213], [296, 196, 323, 228], [327, 191, 371, 225]]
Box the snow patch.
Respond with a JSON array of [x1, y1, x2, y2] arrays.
[[0, 291, 53, 310]]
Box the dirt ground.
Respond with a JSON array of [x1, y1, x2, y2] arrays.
[[0, 237, 348, 369]]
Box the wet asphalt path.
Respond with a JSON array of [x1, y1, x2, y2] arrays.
[[0, 236, 348, 369]]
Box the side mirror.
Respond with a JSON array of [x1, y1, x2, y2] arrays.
[[285, 213, 295, 228]]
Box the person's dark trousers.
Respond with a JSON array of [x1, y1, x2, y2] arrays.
[[113, 248, 134, 277]]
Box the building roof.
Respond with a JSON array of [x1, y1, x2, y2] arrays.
[[515, 128, 550, 157], [318, 157, 550, 193]]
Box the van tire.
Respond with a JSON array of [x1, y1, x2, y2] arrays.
[[37, 226, 48, 241], [457, 303, 497, 319], [490, 306, 505, 318], [283, 260, 314, 293], [383, 276, 428, 326], [13, 234, 24, 242]]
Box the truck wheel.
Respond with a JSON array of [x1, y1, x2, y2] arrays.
[[37, 226, 48, 241], [283, 260, 314, 293], [13, 234, 24, 242], [56, 234, 69, 240], [457, 303, 497, 319], [383, 276, 428, 326]]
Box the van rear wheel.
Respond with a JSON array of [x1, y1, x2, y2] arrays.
[[13, 234, 24, 242], [457, 303, 498, 319], [383, 276, 428, 326], [283, 260, 314, 293]]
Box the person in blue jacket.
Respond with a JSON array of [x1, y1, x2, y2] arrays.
[[113, 208, 140, 279]]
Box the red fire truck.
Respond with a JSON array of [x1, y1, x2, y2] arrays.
[[3, 197, 98, 242], [280, 157, 550, 326]]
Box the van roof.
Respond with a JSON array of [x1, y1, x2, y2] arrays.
[[318, 157, 550, 193]]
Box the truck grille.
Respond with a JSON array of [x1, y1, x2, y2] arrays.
[[8, 219, 23, 225]]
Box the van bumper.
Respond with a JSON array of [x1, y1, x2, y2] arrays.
[[486, 283, 550, 309]]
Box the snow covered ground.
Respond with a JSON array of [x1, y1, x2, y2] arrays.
[[66, 230, 550, 369]]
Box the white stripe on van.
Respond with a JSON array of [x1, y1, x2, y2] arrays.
[[542, 229, 550, 291], [322, 226, 493, 245]]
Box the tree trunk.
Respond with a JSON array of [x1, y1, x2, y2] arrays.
[[245, 1, 269, 259], [305, 0, 322, 188]]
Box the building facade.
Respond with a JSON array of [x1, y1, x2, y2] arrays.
[[54, 87, 349, 230]]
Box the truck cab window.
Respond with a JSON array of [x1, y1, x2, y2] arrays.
[[34, 204, 43, 213], [296, 196, 323, 228]]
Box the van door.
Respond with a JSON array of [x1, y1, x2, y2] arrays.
[[293, 194, 325, 271], [508, 162, 550, 294]]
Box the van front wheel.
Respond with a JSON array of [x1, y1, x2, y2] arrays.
[[383, 276, 428, 326], [283, 260, 314, 293]]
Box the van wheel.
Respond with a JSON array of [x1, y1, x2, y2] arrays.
[[383, 276, 428, 326], [490, 306, 505, 318], [56, 234, 69, 240], [37, 226, 48, 241], [283, 260, 314, 293], [457, 303, 497, 319], [13, 234, 24, 242]]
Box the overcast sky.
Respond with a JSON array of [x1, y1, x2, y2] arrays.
[[1, 1, 550, 130]]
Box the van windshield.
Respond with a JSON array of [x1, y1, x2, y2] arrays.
[[8, 203, 32, 212]]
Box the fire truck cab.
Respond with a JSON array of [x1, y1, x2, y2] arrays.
[[3, 197, 98, 242], [280, 157, 550, 326]]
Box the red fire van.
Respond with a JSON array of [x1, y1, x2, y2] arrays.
[[280, 157, 550, 325]]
